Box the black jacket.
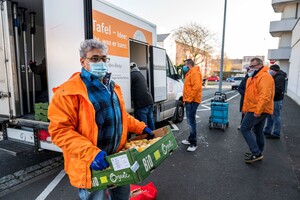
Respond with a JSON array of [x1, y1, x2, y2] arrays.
[[131, 67, 154, 109], [273, 70, 286, 101], [238, 74, 249, 112]]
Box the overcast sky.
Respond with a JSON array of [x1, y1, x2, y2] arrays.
[[108, 0, 281, 59]]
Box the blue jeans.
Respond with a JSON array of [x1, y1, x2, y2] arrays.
[[264, 100, 283, 137], [240, 112, 269, 155], [185, 102, 200, 146], [134, 104, 155, 130], [78, 185, 130, 200]]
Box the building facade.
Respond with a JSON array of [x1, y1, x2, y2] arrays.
[[157, 33, 212, 76], [269, 0, 300, 104]]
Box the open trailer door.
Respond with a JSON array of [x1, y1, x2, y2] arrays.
[[149, 46, 167, 103], [0, 1, 19, 118]]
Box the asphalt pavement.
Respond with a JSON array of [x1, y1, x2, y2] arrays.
[[139, 93, 300, 200], [0, 88, 300, 199]]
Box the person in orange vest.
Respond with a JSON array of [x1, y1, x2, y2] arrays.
[[240, 57, 275, 163], [181, 58, 202, 152], [48, 39, 153, 200]]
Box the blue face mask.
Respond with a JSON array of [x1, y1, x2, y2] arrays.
[[183, 65, 189, 73], [89, 62, 108, 78], [269, 70, 275, 76], [247, 69, 256, 77]]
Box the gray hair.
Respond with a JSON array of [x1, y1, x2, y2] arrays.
[[79, 39, 108, 58], [250, 57, 263, 65]]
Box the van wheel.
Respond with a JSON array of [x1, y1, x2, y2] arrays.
[[173, 100, 184, 123]]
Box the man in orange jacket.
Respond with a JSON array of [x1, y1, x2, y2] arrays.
[[240, 57, 275, 163], [48, 39, 153, 200], [181, 59, 202, 152]]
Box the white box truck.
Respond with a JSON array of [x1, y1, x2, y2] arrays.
[[0, 0, 184, 153]]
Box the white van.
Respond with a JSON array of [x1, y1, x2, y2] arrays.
[[0, 0, 184, 153]]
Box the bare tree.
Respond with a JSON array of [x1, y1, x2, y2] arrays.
[[211, 55, 232, 72], [172, 23, 217, 65]]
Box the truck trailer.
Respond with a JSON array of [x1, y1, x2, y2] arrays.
[[0, 0, 184, 153]]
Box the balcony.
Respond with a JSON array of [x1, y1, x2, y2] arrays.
[[269, 18, 298, 37], [272, 0, 299, 12], [268, 47, 291, 60]]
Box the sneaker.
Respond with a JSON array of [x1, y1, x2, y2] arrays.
[[270, 135, 280, 139], [237, 125, 241, 130], [264, 132, 272, 138], [187, 145, 197, 152], [181, 140, 191, 145], [244, 152, 252, 157], [245, 154, 263, 163]]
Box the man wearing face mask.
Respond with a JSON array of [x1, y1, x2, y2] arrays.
[[181, 65, 190, 82], [264, 64, 286, 139], [181, 59, 202, 152], [48, 39, 153, 200], [240, 57, 275, 163]]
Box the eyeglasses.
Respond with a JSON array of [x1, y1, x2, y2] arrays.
[[84, 55, 110, 63], [249, 64, 259, 68]]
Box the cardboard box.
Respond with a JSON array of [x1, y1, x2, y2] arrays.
[[90, 126, 178, 191]]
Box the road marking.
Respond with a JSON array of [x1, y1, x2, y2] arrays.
[[198, 91, 240, 112], [227, 93, 240, 101], [184, 115, 200, 119], [35, 170, 66, 200], [201, 105, 211, 109], [199, 104, 211, 111], [168, 121, 179, 131], [168, 91, 240, 130]]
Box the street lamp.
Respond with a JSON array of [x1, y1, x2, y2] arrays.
[[218, 0, 227, 92]]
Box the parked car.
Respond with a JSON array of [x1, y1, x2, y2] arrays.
[[226, 77, 234, 82], [231, 76, 245, 90], [206, 76, 220, 82]]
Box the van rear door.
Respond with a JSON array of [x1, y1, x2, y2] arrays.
[[149, 46, 167, 103], [0, 1, 19, 117]]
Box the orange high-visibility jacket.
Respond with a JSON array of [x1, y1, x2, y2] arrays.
[[183, 66, 203, 103], [242, 67, 275, 115], [48, 72, 146, 189]]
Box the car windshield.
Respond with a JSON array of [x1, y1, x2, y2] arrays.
[[234, 77, 244, 80]]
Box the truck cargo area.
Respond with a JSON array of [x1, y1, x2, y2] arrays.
[[0, 0, 184, 154], [0, 0, 49, 154]]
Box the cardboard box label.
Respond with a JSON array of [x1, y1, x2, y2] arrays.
[[154, 150, 161, 160], [110, 171, 131, 183], [111, 154, 130, 171], [161, 140, 176, 155], [141, 154, 154, 172], [100, 176, 108, 184], [130, 161, 139, 173]]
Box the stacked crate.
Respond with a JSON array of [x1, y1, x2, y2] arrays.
[[34, 103, 49, 122]]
